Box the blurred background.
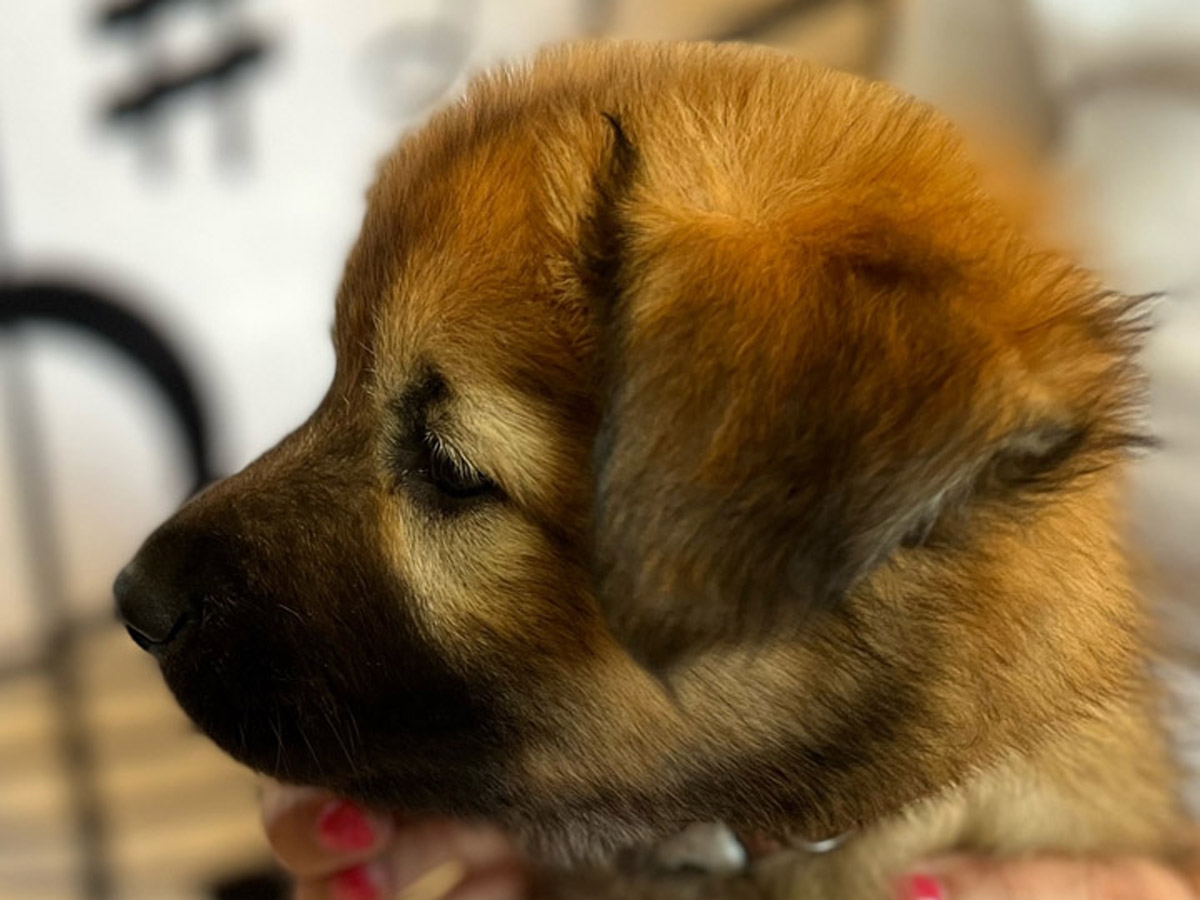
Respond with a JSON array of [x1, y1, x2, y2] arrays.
[[1, 1, 1197, 897]]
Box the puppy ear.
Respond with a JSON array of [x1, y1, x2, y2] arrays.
[[587, 174, 1149, 671]]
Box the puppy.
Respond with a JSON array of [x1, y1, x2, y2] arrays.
[[115, 41, 1186, 897]]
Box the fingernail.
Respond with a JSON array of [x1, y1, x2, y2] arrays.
[[330, 864, 382, 900], [317, 800, 378, 852], [897, 873, 947, 900]]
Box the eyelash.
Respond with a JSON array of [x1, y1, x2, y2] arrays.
[[422, 430, 494, 500], [392, 424, 498, 512], [388, 373, 498, 510]]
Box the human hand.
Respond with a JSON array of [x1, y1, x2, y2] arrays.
[[260, 783, 1198, 900], [897, 855, 1198, 900], [259, 780, 527, 900]]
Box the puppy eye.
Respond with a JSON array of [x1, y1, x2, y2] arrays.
[[424, 432, 495, 501], [427, 446, 492, 498]]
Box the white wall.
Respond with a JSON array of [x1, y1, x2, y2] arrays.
[[0, 0, 588, 662]]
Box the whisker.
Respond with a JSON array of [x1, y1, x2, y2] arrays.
[[346, 705, 363, 753], [322, 703, 357, 775], [296, 718, 321, 770], [272, 709, 285, 774]]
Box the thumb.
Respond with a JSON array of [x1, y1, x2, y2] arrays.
[[895, 855, 1195, 900]]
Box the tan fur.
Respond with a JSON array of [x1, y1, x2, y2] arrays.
[[117, 41, 1186, 898]]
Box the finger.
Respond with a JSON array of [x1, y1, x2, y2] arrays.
[[293, 858, 511, 900], [293, 861, 392, 900], [382, 818, 522, 894], [443, 861, 529, 900], [293, 821, 523, 900], [260, 781, 394, 880], [899, 855, 1195, 900]]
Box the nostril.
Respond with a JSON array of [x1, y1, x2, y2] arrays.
[[124, 611, 193, 652], [125, 624, 155, 652], [114, 561, 200, 654]]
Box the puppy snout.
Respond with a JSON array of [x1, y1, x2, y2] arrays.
[[114, 556, 201, 654], [114, 524, 233, 655]]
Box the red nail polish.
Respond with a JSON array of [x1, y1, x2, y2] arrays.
[[899, 873, 946, 900], [317, 800, 377, 852], [330, 865, 380, 900]]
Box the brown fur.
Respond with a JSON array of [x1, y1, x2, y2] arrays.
[[116, 41, 1185, 898]]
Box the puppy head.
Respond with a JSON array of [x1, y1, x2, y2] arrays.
[[115, 42, 1148, 854]]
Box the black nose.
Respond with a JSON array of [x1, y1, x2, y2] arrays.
[[114, 552, 201, 654]]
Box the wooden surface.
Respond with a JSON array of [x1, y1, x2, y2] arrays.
[[0, 624, 272, 899]]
